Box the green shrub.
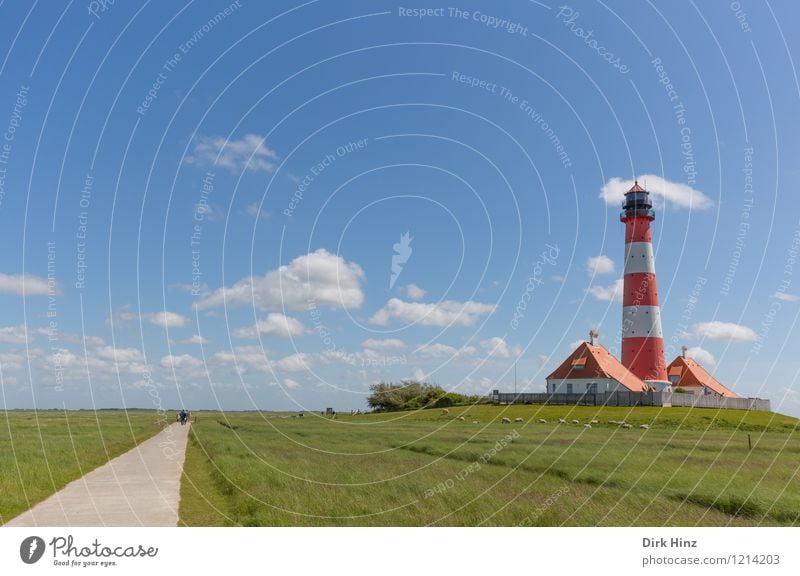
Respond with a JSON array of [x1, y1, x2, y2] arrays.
[[432, 392, 466, 408]]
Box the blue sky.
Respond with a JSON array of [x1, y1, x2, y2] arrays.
[[1, 0, 799, 416]]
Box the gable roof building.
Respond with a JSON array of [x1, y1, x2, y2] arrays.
[[545, 340, 650, 394], [666, 355, 740, 398]]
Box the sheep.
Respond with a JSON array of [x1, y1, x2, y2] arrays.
[[441, 408, 449, 415], [558, 418, 566, 424], [608, 420, 619, 425], [639, 424, 650, 430], [621, 423, 632, 429], [538, 418, 547, 424], [458, 416, 465, 421], [590, 419, 599, 424], [501, 417, 511, 424], [571, 419, 580, 425], [472, 420, 478, 424], [617, 421, 627, 427], [515, 417, 524, 423], [584, 423, 592, 429]]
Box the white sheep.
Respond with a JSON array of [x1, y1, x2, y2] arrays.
[[622, 423, 632, 429], [515, 417, 524, 423], [472, 420, 478, 424], [558, 418, 566, 424], [441, 408, 449, 415], [584, 423, 592, 429], [501, 417, 511, 424], [571, 419, 580, 425], [458, 416, 465, 421], [609, 420, 619, 425], [590, 419, 599, 424], [538, 418, 547, 424], [617, 421, 627, 426], [639, 424, 650, 430]]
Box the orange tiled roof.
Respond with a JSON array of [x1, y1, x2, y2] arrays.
[[666, 356, 740, 398], [546, 342, 650, 392]]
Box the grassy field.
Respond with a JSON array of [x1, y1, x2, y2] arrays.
[[179, 405, 800, 526], [0, 410, 166, 524]]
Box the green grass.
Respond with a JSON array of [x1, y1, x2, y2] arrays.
[[179, 405, 800, 526], [0, 409, 167, 524]]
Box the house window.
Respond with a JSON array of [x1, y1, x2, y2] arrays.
[[571, 357, 587, 370], [566, 383, 573, 394], [587, 382, 598, 394]]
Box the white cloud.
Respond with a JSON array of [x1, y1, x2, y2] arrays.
[[537, 354, 549, 366], [0, 327, 28, 344], [411, 368, 428, 382], [774, 292, 800, 302], [480, 336, 521, 359], [0, 325, 34, 344], [186, 134, 278, 173], [362, 338, 406, 350], [198, 249, 365, 311], [40, 343, 148, 382], [369, 298, 496, 327], [94, 345, 145, 364], [569, 339, 585, 350], [233, 313, 307, 339], [685, 346, 716, 367], [211, 345, 272, 374], [414, 343, 477, 358], [685, 321, 757, 342], [113, 308, 190, 329], [245, 203, 271, 221], [183, 334, 210, 345], [160, 354, 205, 371], [274, 352, 311, 373], [283, 378, 301, 389], [0, 273, 57, 296], [600, 175, 713, 210], [587, 255, 615, 275], [586, 278, 624, 302], [193, 203, 225, 222], [404, 284, 426, 300], [148, 310, 190, 329]]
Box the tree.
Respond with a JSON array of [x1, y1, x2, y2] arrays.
[[367, 380, 443, 411]]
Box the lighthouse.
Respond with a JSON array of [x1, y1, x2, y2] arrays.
[[620, 181, 669, 386], [545, 178, 746, 400]]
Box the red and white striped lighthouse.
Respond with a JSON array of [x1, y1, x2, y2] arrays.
[[620, 181, 668, 385]]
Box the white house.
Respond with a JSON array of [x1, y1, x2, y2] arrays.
[[545, 340, 650, 394]]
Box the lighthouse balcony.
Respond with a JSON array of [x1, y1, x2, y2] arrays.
[[620, 208, 655, 219]]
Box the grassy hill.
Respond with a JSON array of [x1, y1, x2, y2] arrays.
[[179, 405, 800, 526]]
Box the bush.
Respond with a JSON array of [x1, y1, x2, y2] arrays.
[[432, 392, 466, 408], [407, 388, 444, 409], [367, 381, 488, 411], [368, 381, 444, 411], [674, 387, 687, 393]]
